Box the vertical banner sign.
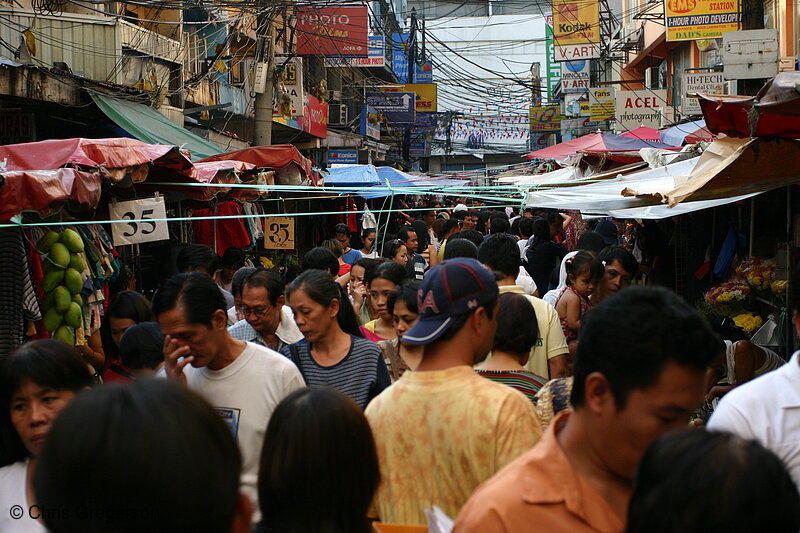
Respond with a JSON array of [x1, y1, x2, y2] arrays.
[[273, 57, 304, 118], [552, 0, 601, 60], [296, 5, 369, 56], [615, 90, 668, 131], [589, 87, 615, 121], [545, 16, 560, 102], [560, 59, 590, 93], [109, 197, 169, 246], [301, 94, 328, 138], [263, 217, 296, 250], [360, 105, 381, 140]]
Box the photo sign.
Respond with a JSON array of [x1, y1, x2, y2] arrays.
[[109, 196, 169, 246]]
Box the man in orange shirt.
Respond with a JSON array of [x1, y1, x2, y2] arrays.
[[455, 286, 719, 533]]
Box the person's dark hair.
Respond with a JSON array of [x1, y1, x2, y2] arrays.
[[489, 216, 510, 235], [0, 340, 93, 466], [576, 231, 605, 253], [230, 266, 258, 298], [432, 218, 447, 242], [362, 257, 387, 285], [243, 269, 285, 306], [176, 244, 218, 274], [258, 387, 380, 533], [510, 217, 523, 239], [151, 273, 227, 328], [492, 292, 539, 356], [571, 286, 720, 409], [411, 219, 430, 251], [286, 269, 361, 337], [365, 261, 407, 287], [118, 322, 165, 371], [396, 225, 416, 246], [452, 210, 466, 221], [530, 218, 551, 246], [387, 280, 420, 316], [442, 218, 461, 237], [334, 223, 351, 237], [100, 290, 154, 358], [627, 430, 800, 533], [361, 228, 376, 241], [443, 238, 479, 260], [711, 316, 749, 344], [565, 250, 605, 285], [519, 217, 535, 239], [220, 247, 246, 270], [381, 239, 406, 261], [322, 239, 343, 259], [302, 247, 339, 276], [544, 211, 563, 225], [353, 257, 376, 274], [448, 229, 483, 248], [34, 380, 242, 533], [478, 234, 521, 279], [598, 245, 639, 279]]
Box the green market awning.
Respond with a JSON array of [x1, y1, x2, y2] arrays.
[[91, 93, 223, 161]]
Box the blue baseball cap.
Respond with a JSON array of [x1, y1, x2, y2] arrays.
[[402, 257, 498, 345]]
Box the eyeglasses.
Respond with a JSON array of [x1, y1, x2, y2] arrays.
[[236, 304, 272, 318]]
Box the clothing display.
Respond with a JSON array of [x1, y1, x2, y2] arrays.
[[191, 201, 253, 255], [476, 369, 547, 403]]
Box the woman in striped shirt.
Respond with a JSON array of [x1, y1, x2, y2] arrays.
[[476, 292, 547, 403], [282, 269, 391, 409]]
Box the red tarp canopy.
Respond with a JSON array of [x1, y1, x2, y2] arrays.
[[0, 169, 101, 222], [699, 71, 800, 138], [526, 132, 675, 161], [199, 144, 321, 185], [0, 137, 194, 175], [621, 126, 661, 142]]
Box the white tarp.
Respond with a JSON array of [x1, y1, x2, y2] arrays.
[[524, 157, 759, 219]]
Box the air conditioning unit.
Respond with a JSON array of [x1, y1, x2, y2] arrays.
[[328, 90, 342, 101], [659, 107, 675, 128], [644, 66, 660, 88], [329, 104, 348, 125], [623, 23, 639, 40]]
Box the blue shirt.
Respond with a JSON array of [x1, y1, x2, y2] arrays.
[[342, 248, 363, 266], [280, 336, 391, 408]]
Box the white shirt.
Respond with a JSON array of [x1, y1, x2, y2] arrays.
[[227, 306, 303, 352], [0, 458, 46, 533], [182, 342, 305, 520], [708, 351, 800, 491], [516, 266, 537, 296]]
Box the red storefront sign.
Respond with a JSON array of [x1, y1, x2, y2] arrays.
[[301, 94, 328, 138], [296, 5, 369, 57]]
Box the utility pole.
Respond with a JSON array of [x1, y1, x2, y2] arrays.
[[253, 11, 276, 146], [402, 8, 417, 166]]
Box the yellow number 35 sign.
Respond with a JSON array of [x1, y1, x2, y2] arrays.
[[263, 216, 296, 250]]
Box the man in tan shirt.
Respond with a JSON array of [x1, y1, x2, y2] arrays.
[[366, 258, 541, 525], [455, 286, 719, 532]]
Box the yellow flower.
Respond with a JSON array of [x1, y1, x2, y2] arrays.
[[259, 257, 275, 269]]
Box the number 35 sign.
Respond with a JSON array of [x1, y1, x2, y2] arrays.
[[263, 216, 295, 250], [109, 197, 170, 246]]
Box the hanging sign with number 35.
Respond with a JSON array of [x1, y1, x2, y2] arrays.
[[263, 216, 295, 250], [109, 196, 170, 246]]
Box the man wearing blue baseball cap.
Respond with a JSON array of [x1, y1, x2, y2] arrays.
[[365, 258, 542, 526]]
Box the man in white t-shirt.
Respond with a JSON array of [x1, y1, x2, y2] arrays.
[[153, 273, 305, 520], [708, 265, 800, 490], [478, 234, 569, 379]]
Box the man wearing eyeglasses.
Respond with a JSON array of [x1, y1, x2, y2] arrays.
[[228, 269, 303, 352]]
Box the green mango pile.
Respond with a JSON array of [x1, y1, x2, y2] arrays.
[[37, 228, 87, 345]]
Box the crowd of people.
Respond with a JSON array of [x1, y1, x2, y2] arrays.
[[1, 200, 799, 533]]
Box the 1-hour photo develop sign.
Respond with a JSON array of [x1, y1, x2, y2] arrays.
[[665, 0, 740, 41], [615, 90, 667, 131]]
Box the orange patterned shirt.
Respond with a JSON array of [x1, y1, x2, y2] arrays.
[[365, 365, 542, 525]]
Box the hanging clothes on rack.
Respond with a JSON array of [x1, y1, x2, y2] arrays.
[[192, 201, 253, 255], [0, 228, 31, 359]]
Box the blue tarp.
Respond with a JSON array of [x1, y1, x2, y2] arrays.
[[324, 165, 381, 186]]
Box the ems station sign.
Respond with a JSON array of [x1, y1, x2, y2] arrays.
[[615, 90, 668, 131], [665, 0, 740, 41]]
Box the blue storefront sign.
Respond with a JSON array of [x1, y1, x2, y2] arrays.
[[327, 150, 359, 165]]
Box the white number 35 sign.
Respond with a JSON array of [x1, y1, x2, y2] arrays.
[[109, 197, 170, 246]]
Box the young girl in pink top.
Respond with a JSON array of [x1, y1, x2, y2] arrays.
[[555, 251, 605, 348]]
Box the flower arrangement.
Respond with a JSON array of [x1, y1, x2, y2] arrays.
[[732, 313, 763, 334], [735, 257, 776, 291]]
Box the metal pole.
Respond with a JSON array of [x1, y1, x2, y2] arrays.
[[254, 15, 275, 146]]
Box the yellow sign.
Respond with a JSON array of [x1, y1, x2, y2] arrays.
[[263, 217, 296, 250], [552, 0, 600, 47], [589, 87, 615, 122], [529, 106, 563, 131], [382, 84, 437, 112], [579, 102, 591, 116], [666, 0, 740, 41]]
